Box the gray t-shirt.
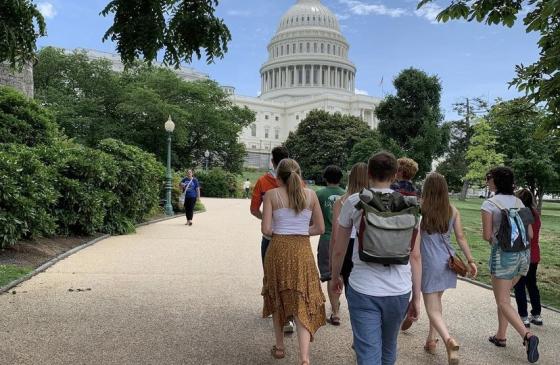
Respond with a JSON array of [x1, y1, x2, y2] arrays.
[[481, 194, 534, 244]]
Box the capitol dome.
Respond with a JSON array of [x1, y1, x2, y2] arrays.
[[259, 0, 356, 101]]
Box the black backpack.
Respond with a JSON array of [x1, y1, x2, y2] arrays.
[[488, 197, 532, 252]]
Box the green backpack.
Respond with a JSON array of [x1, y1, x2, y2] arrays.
[[355, 189, 420, 265]]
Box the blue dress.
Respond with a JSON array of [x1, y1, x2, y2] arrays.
[[420, 217, 457, 294]]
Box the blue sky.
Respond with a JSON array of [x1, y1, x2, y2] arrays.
[[35, 0, 539, 120]]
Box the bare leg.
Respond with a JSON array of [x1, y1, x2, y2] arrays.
[[272, 312, 285, 351], [492, 276, 529, 339], [294, 316, 311, 364], [423, 291, 451, 342], [327, 281, 340, 317]]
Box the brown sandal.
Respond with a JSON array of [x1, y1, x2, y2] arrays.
[[271, 346, 285, 359], [445, 338, 460, 365], [424, 338, 439, 354], [329, 313, 341, 326]]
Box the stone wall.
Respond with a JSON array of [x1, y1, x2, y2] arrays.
[[0, 61, 34, 98]]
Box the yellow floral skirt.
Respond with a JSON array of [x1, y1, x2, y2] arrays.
[[262, 234, 326, 339]]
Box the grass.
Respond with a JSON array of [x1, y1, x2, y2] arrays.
[[450, 198, 560, 309], [0, 265, 33, 288]]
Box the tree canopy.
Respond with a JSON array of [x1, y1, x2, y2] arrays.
[[101, 0, 231, 67], [284, 110, 371, 181], [0, 0, 46, 67], [0, 0, 231, 69], [418, 0, 560, 128], [33, 47, 253, 172], [375, 68, 449, 178]]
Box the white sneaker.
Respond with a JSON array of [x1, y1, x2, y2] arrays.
[[522, 316, 531, 328], [283, 320, 295, 333], [530, 315, 543, 326]]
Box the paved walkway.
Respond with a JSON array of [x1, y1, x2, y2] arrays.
[[0, 198, 558, 365]]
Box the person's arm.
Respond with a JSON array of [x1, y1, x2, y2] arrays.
[[309, 192, 325, 236], [250, 180, 263, 219], [452, 207, 477, 278], [408, 231, 422, 319], [329, 199, 353, 295], [261, 191, 273, 237], [481, 210, 493, 244], [527, 223, 533, 242], [329, 198, 343, 271]]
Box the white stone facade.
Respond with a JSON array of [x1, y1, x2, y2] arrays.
[[234, 0, 380, 168]]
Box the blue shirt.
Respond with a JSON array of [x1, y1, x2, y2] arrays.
[[181, 177, 199, 198]]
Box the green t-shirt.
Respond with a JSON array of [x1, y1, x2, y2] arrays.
[[316, 185, 345, 240]]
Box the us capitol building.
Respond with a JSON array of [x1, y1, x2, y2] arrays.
[[232, 0, 381, 168]]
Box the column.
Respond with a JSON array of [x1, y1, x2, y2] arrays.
[[311, 65, 315, 86]]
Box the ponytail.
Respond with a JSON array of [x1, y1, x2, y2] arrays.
[[276, 158, 307, 213]]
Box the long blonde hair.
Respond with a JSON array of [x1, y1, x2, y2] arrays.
[[277, 159, 307, 213], [346, 162, 369, 196], [421, 172, 453, 234]]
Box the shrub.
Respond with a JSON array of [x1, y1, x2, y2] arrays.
[[36, 141, 120, 235], [196, 168, 239, 198], [97, 139, 165, 234], [0, 86, 59, 146], [0, 144, 58, 247]]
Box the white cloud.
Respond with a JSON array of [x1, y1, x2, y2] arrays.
[[227, 10, 251, 17], [414, 3, 443, 24], [338, 0, 408, 18], [37, 2, 57, 19], [335, 13, 351, 21], [355, 88, 369, 95]]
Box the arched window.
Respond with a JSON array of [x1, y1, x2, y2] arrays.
[[286, 45, 289, 55], [293, 44, 296, 53], [327, 44, 331, 53], [250, 124, 256, 137], [321, 43, 324, 53], [275, 128, 280, 140], [314, 43, 317, 53], [265, 127, 270, 139], [299, 43, 303, 52], [306, 42, 310, 52], [280, 45, 283, 56]]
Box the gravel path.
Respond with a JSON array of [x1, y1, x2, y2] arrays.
[[0, 198, 557, 364]]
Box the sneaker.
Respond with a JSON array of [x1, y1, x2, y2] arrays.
[[530, 315, 543, 326], [522, 316, 531, 328], [283, 320, 295, 333]]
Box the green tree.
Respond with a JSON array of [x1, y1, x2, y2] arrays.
[[101, 0, 231, 67], [488, 98, 559, 209], [284, 110, 371, 181], [33, 48, 253, 172], [375, 68, 449, 177], [465, 119, 505, 188], [437, 98, 489, 196], [418, 0, 560, 128], [348, 131, 404, 169], [2, 0, 230, 69], [0, 0, 45, 67]]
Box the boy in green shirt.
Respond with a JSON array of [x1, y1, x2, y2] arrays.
[[315, 165, 345, 325]]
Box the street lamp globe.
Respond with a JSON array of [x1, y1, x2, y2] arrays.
[[164, 115, 175, 133], [204, 149, 210, 158]]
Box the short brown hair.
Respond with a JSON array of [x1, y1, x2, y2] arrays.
[[368, 151, 397, 182], [397, 157, 418, 180]]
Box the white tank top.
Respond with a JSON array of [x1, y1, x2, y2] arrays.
[[272, 190, 312, 235]]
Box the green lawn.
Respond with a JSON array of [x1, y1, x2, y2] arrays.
[[0, 265, 33, 288], [450, 198, 560, 309]]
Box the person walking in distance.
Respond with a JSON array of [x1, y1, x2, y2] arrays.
[[243, 178, 251, 199], [330, 151, 422, 365], [250, 146, 295, 333], [180, 169, 200, 226], [482, 167, 540, 363], [261, 158, 326, 365], [419, 173, 477, 364], [315, 165, 345, 326], [514, 189, 543, 328]]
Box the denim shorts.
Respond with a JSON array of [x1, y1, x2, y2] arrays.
[[489, 244, 530, 280]]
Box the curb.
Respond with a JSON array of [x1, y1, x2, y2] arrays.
[[0, 213, 187, 295], [458, 276, 560, 314]]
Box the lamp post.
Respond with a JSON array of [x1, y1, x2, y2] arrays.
[[164, 115, 175, 216], [204, 149, 210, 171]]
